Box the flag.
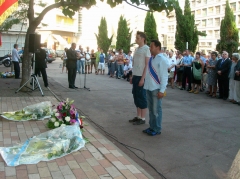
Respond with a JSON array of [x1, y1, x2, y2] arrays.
[[0, 0, 18, 26]]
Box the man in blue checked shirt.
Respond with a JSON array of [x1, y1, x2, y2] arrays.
[[180, 50, 194, 91]]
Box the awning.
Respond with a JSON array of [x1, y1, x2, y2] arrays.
[[52, 34, 68, 45]]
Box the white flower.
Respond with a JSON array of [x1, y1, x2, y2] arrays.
[[66, 98, 69, 102], [51, 118, 56, 122], [54, 122, 59, 127], [65, 116, 70, 122], [53, 109, 57, 113], [61, 124, 66, 127], [32, 114, 37, 119], [55, 113, 59, 117]]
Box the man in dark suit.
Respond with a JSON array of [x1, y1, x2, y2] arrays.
[[35, 48, 48, 87], [215, 51, 232, 100], [66, 43, 78, 89]]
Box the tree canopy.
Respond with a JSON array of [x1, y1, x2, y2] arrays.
[[95, 17, 113, 55], [144, 12, 158, 46], [216, 0, 239, 55], [116, 15, 132, 53]]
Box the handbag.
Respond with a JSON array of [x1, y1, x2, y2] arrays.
[[193, 63, 202, 80]]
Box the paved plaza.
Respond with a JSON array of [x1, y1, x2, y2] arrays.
[[0, 59, 239, 179]]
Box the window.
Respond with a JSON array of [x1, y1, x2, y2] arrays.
[[215, 18, 220, 26], [196, 10, 201, 16], [201, 42, 206, 46], [230, 2, 236, 12], [215, 6, 220, 14], [208, 30, 212, 37], [161, 19, 165, 23], [207, 42, 212, 46], [204, 0, 207, 4], [202, 20, 206, 27], [208, 7, 213, 14], [191, 11, 195, 16], [202, 9, 207, 16], [215, 30, 220, 38], [207, 19, 213, 26], [56, 15, 74, 26], [162, 12, 165, 16], [192, 1, 195, 7]]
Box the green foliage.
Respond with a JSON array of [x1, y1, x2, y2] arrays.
[[95, 17, 113, 55], [116, 15, 132, 53], [174, 0, 202, 52], [144, 12, 158, 46], [216, 0, 239, 56]]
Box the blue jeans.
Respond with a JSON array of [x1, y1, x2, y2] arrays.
[[146, 90, 162, 133], [77, 60, 81, 73], [77, 60, 85, 73], [117, 64, 124, 78]]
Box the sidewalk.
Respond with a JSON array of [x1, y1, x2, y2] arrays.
[[0, 77, 152, 179]]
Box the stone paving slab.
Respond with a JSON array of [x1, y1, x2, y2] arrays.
[[0, 96, 152, 179]]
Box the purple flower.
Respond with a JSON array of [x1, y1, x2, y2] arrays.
[[70, 119, 76, 124]]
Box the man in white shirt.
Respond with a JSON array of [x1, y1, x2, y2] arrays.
[[123, 62, 132, 81], [12, 44, 21, 79], [129, 31, 151, 125], [168, 51, 177, 88], [85, 47, 91, 74], [143, 40, 168, 136]]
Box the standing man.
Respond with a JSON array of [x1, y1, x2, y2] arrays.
[[12, 44, 21, 79], [215, 51, 231, 100], [181, 50, 193, 91], [129, 31, 151, 125], [168, 51, 176, 88], [126, 51, 133, 66], [66, 43, 78, 89], [85, 47, 91, 74], [143, 40, 168, 136], [35, 48, 48, 87], [117, 49, 125, 79]]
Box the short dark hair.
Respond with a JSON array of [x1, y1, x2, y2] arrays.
[[178, 51, 182, 55], [211, 51, 218, 57], [151, 40, 161, 49], [137, 31, 147, 43], [196, 52, 201, 56], [128, 51, 132, 53], [14, 44, 18, 48]]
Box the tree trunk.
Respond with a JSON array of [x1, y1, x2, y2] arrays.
[[19, 26, 35, 89]]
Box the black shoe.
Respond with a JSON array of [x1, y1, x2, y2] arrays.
[[223, 98, 227, 100], [129, 117, 139, 123], [187, 89, 191, 91], [74, 86, 78, 89], [133, 119, 145, 125], [200, 88, 204, 92], [180, 88, 185, 90], [15, 77, 21, 79], [218, 96, 223, 99], [69, 86, 74, 89]]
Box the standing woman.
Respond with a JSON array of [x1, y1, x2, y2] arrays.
[[176, 51, 184, 88], [234, 54, 240, 105], [189, 52, 204, 94], [109, 51, 116, 78], [61, 48, 68, 73], [206, 51, 218, 97], [90, 49, 96, 73]]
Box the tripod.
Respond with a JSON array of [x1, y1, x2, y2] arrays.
[[79, 70, 90, 91], [15, 52, 44, 96]]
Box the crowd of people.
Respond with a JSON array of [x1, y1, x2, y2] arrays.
[[164, 49, 240, 105]]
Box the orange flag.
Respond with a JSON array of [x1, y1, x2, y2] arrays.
[[0, 0, 18, 25]]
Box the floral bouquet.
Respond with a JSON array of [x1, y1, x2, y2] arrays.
[[47, 99, 84, 129], [1, 101, 52, 121]]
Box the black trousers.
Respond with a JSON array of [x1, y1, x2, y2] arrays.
[[13, 61, 20, 78], [68, 67, 77, 88], [35, 68, 48, 87], [182, 67, 192, 90], [218, 77, 229, 99]]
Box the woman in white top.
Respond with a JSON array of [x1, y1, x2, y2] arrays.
[[109, 51, 116, 78]]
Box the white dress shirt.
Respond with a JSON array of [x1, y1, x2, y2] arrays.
[[144, 53, 169, 93], [12, 48, 20, 62]]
